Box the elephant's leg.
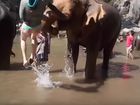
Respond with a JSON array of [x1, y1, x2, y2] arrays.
[[0, 35, 12, 69], [0, 50, 10, 69], [102, 48, 110, 80], [71, 43, 79, 73], [0, 16, 15, 70], [85, 48, 98, 80], [102, 39, 117, 80]]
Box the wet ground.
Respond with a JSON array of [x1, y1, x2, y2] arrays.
[[0, 35, 140, 105]]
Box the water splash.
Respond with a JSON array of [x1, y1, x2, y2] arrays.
[[32, 62, 62, 88], [63, 56, 74, 78]]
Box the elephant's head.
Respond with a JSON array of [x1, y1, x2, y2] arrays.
[[42, 0, 75, 30], [42, 3, 70, 35]]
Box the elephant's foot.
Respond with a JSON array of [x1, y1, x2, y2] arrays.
[[85, 73, 97, 83], [101, 69, 109, 81], [85, 69, 105, 86], [95, 80, 104, 88], [103, 74, 108, 81], [84, 78, 97, 83], [85, 68, 97, 80], [85, 75, 96, 80], [0, 56, 10, 70]]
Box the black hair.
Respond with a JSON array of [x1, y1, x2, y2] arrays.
[[131, 30, 135, 35]]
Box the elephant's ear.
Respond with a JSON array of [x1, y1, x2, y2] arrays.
[[85, 4, 105, 25]]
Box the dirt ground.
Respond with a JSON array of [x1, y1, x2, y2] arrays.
[[0, 35, 140, 105]]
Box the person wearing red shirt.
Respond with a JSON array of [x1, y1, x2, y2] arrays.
[[126, 31, 134, 59]]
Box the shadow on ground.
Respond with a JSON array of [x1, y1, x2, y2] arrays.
[[60, 83, 99, 93], [74, 62, 139, 85]]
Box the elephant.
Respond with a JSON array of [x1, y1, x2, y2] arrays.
[[0, 3, 16, 69], [42, 0, 121, 81]]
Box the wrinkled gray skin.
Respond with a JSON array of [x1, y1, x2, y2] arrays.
[[0, 3, 16, 69], [44, 0, 121, 81]]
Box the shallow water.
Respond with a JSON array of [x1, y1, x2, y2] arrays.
[[0, 36, 140, 105]]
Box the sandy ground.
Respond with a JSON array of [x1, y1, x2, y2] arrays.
[[0, 35, 140, 105]]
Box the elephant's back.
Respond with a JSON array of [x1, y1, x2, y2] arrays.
[[102, 1, 120, 19], [100, 1, 121, 31]]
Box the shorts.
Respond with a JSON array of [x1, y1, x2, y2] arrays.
[[21, 22, 45, 32], [21, 22, 32, 31], [126, 45, 132, 54]]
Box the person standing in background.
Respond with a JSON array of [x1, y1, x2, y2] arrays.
[[126, 30, 135, 60]]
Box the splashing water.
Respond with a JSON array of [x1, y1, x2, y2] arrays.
[[63, 56, 74, 78], [31, 62, 62, 88]]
